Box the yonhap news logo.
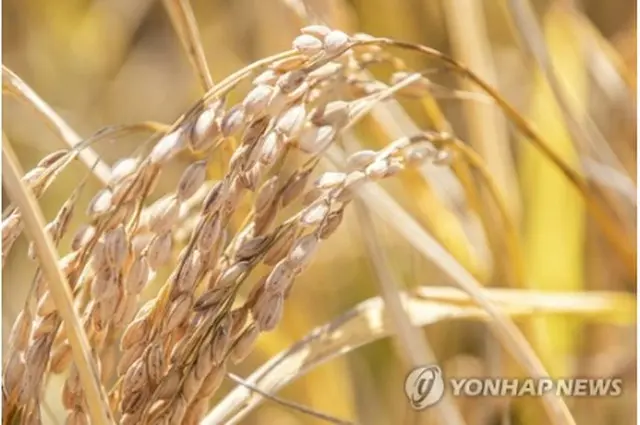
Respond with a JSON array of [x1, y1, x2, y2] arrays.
[[404, 365, 623, 410], [404, 365, 446, 410]]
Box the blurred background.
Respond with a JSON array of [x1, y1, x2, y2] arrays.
[[2, 0, 637, 424]]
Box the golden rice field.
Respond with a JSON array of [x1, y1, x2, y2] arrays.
[[1, 1, 636, 424]]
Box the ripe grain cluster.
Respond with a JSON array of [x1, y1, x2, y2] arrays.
[[3, 26, 458, 425]]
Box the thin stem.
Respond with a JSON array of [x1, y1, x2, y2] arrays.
[[226, 373, 356, 425], [2, 65, 112, 185], [162, 0, 214, 91]]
